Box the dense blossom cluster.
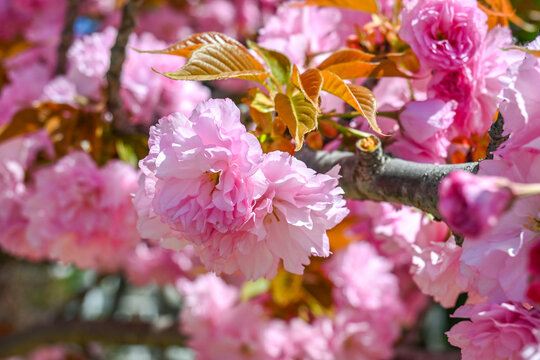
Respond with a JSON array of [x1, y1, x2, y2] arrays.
[[136, 98, 348, 279], [2, 0, 540, 358]]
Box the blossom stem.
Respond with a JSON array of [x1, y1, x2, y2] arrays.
[[511, 183, 540, 198]]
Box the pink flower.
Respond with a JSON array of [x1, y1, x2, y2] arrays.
[[254, 152, 348, 275], [411, 237, 469, 307], [498, 38, 540, 156], [0, 131, 53, 261], [124, 243, 199, 286], [438, 170, 514, 238], [63, 28, 210, 125], [427, 27, 522, 137], [447, 303, 540, 360], [460, 151, 540, 303], [23, 151, 141, 271], [177, 274, 280, 360], [387, 99, 455, 164], [258, 5, 370, 68], [136, 98, 348, 279], [0, 63, 52, 126], [323, 242, 402, 313], [399, 0, 487, 70]]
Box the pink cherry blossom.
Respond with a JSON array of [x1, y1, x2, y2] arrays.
[[399, 0, 487, 70], [323, 242, 402, 313], [0, 131, 54, 261], [136, 98, 348, 279], [387, 99, 455, 164], [23, 151, 141, 271], [447, 302, 540, 360], [61, 27, 210, 125], [124, 243, 199, 286], [439, 170, 514, 238], [177, 273, 280, 360], [427, 27, 522, 137], [460, 151, 540, 303], [498, 37, 540, 156], [258, 5, 370, 68], [411, 237, 469, 307]]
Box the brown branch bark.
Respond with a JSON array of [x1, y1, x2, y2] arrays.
[[486, 111, 509, 160], [296, 137, 478, 219], [0, 320, 186, 357], [55, 0, 81, 75], [106, 0, 143, 133]]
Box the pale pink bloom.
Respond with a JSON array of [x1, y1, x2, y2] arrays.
[[64, 28, 210, 125], [399, 0, 487, 70], [5, 345, 68, 360], [345, 200, 430, 265], [460, 151, 540, 303], [136, 99, 348, 279], [177, 273, 280, 360], [124, 243, 198, 286], [41, 76, 78, 105], [428, 27, 522, 137], [136, 6, 193, 43], [439, 170, 514, 238], [136, 98, 269, 277], [411, 237, 469, 308], [0, 131, 54, 261], [258, 4, 370, 68], [323, 242, 403, 313], [387, 99, 455, 164], [24, 151, 141, 271], [66, 27, 116, 99], [447, 303, 540, 360], [498, 38, 540, 155], [254, 152, 348, 276], [0, 63, 52, 126]]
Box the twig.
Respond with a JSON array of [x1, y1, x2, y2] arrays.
[[296, 137, 478, 219], [105, 0, 143, 134], [0, 320, 186, 358], [55, 0, 81, 75], [485, 111, 509, 159]]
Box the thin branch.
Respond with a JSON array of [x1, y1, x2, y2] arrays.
[[296, 137, 478, 219], [55, 0, 81, 75], [105, 0, 143, 134], [0, 320, 186, 358], [486, 111, 509, 160]]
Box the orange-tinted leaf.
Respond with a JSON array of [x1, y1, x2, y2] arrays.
[[155, 43, 268, 82], [291, 65, 322, 109], [274, 93, 318, 151], [320, 70, 381, 134], [133, 32, 243, 57], [317, 49, 411, 79], [478, 0, 536, 32], [293, 0, 378, 13], [317, 48, 375, 69]]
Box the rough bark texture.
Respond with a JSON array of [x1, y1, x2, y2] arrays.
[[296, 138, 479, 219], [106, 0, 143, 133], [55, 0, 81, 75], [486, 112, 509, 159], [0, 320, 185, 357]]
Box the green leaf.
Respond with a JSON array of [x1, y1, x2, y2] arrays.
[[247, 41, 291, 86], [274, 92, 318, 151]]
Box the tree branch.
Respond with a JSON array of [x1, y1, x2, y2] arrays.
[[55, 0, 81, 75], [486, 111, 509, 160], [296, 137, 478, 219], [0, 320, 185, 357], [105, 0, 143, 134]]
